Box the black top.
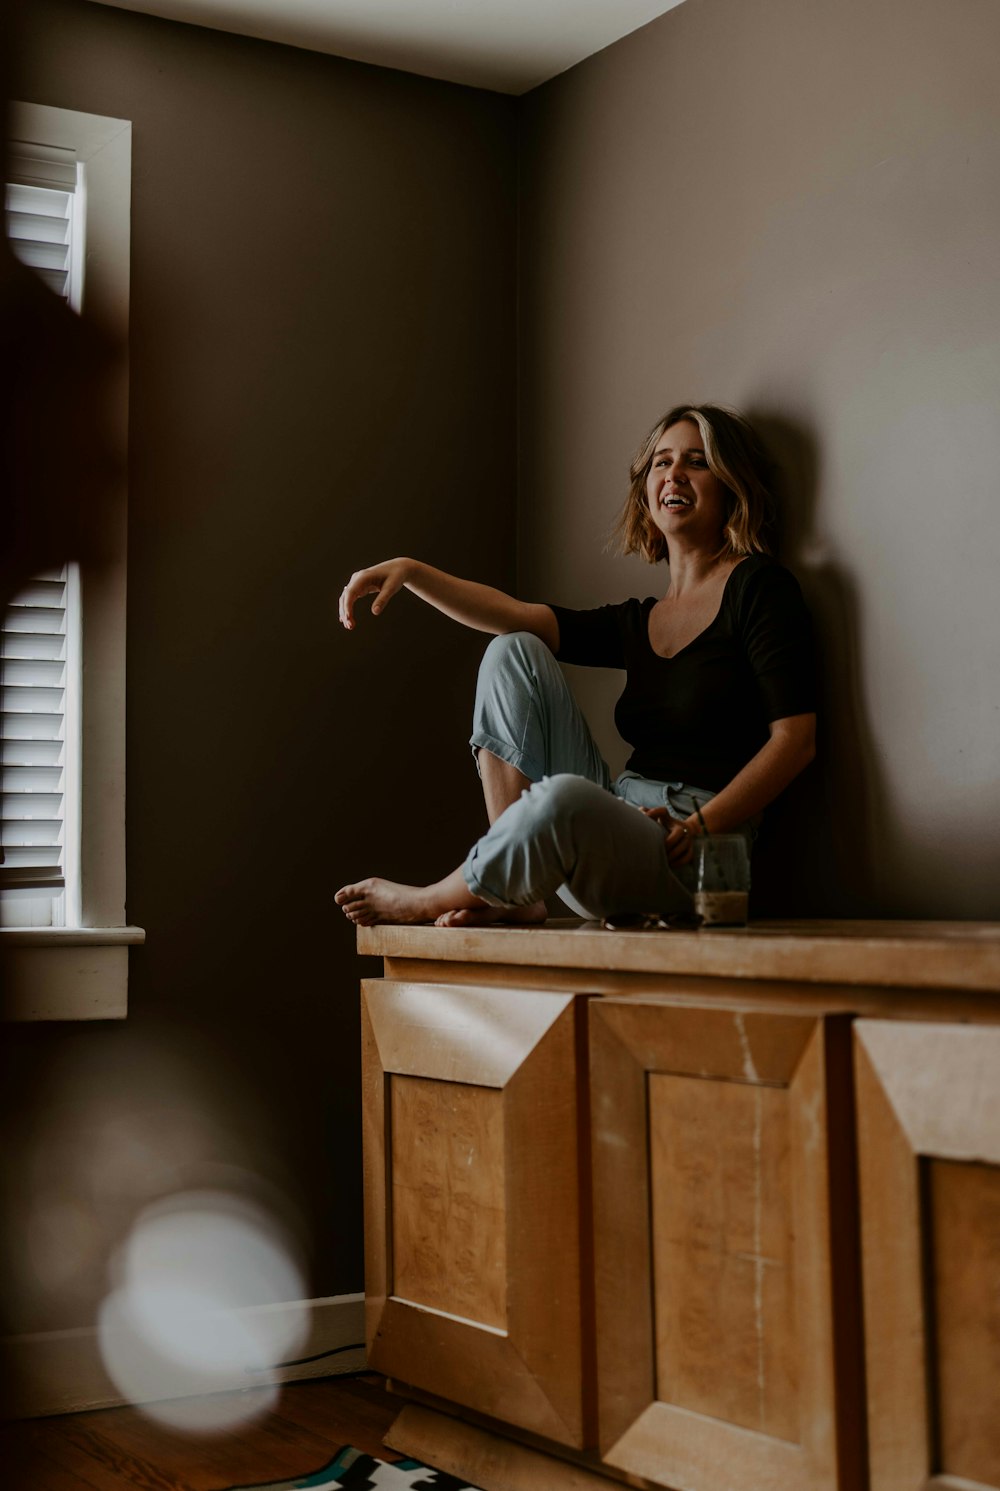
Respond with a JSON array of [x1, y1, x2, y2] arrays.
[[550, 555, 816, 791]]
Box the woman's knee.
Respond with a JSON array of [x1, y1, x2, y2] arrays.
[[479, 629, 551, 678], [522, 773, 605, 829]]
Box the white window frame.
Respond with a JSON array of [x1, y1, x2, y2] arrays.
[[2, 103, 144, 1021]]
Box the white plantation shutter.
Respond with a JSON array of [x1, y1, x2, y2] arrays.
[[5, 143, 80, 304], [1, 570, 71, 893], [2, 142, 85, 923]]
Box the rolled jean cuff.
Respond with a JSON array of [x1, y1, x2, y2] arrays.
[[469, 730, 543, 783], [461, 846, 521, 908]]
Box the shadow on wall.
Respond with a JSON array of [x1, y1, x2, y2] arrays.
[[747, 412, 887, 918]]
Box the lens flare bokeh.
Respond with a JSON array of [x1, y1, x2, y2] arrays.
[[98, 1188, 308, 1431]]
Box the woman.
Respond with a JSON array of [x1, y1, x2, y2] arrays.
[[335, 404, 816, 927]]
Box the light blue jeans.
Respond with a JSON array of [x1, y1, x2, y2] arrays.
[[462, 632, 752, 920]]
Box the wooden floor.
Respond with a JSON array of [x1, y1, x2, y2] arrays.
[[0, 1373, 402, 1490]]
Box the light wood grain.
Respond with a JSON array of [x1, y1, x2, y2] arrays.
[[362, 994, 390, 1349], [593, 1000, 815, 1085], [855, 1020, 1000, 1162], [391, 1076, 507, 1330], [932, 1477, 1000, 1491], [362, 981, 585, 1446], [361, 925, 1000, 1491], [650, 1073, 797, 1441], [386, 1403, 615, 1491], [360, 919, 1000, 992], [505, 1000, 586, 1445], [363, 977, 572, 1087], [786, 1023, 839, 1486], [854, 1028, 932, 1489], [592, 1002, 842, 1490], [374, 1298, 571, 1444], [857, 1021, 1000, 1490], [928, 1158, 1000, 1484], [587, 994, 653, 1455], [606, 1401, 807, 1489], [383, 956, 1000, 1023]]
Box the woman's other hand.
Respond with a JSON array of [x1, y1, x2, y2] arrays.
[[339, 558, 413, 630], [642, 806, 699, 866]]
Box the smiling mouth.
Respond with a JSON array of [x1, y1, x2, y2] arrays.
[[662, 495, 693, 509]]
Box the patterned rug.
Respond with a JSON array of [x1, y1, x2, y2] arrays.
[[227, 1444, 483, 1490]]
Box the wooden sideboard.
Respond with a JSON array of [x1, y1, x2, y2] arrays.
[[356, 919, 1000, 1491]]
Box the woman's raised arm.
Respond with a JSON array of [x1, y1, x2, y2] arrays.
[[338, 558, 559, 650]]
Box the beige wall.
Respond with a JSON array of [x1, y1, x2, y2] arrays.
[[5, 0, 999, 1346], [519, 0, 1000, 917], [4, 0, 515, 1329]]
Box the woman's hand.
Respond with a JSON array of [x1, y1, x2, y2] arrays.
[[339, 558, 413, 630], [642, 806, 699, 867], [338, 558, 560, 646]]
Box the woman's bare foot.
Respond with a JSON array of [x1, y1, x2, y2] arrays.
[[335, 878, 439, 926], [434, 900, 547, 928], [336, 865, 499, 927]]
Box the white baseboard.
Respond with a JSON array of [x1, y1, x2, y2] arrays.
[[2, 1293, 366, 1419]]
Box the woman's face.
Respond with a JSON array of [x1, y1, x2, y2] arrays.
[[645, 419, 730, 546]]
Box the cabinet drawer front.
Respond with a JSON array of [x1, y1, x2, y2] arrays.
[[856, 1019, 1000, 1491], [362, 979, 586, 1447], [590, 1001, 853, 1491]]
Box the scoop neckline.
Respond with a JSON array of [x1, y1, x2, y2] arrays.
[[644, 556, 752, 661]]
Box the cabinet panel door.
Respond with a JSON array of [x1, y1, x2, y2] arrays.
[[590, 1001, 856, 1491], [855, 1020, 1000, 1491], [362, 979, 586, 1447]]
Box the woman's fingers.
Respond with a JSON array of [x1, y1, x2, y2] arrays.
[[667, 836, 695, 867], [654, 815, 698, 867], [340, 562, 407, 628], [339, 573, 366, 629], [338, 584, 352, 629], [340, 569, 384, 629], [370, 572, 401, 616], [640, 811, 697, 870]]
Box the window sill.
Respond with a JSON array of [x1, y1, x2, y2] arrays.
[[1, 926, 145, 1021]]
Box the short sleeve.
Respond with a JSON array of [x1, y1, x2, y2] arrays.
[[735, 563, 817, 721], [549, 602, 629, 669]]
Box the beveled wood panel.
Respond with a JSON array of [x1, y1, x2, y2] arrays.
[[856, 1020, 1000, 1163], [650, 1074, 797, 1441], [591, 1001, 850, 1491], [364, 977, 568, 1088], [386, 1402, 616, 1491], [929, 1159, 1000, 1484], [856, 1021, 1000, 1491], [359, 919, 1000, 992], [363, 979, 586, 1447], [391, 1076, 506, 1330]]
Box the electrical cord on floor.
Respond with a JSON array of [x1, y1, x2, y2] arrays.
[[246, 1341, 366, 1373]]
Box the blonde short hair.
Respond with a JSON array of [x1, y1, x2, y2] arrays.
[[613, 404, 775, 564]]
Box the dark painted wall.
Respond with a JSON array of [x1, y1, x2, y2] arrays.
[[5, 0, 516, 1330]]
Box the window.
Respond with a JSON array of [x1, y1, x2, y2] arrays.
[[1, 564, 81, 928], [3, 142, 84, 930], [1, 103, 142, 1020]]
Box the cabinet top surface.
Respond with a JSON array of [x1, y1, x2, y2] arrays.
[[357, 919, 1000, 992]]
